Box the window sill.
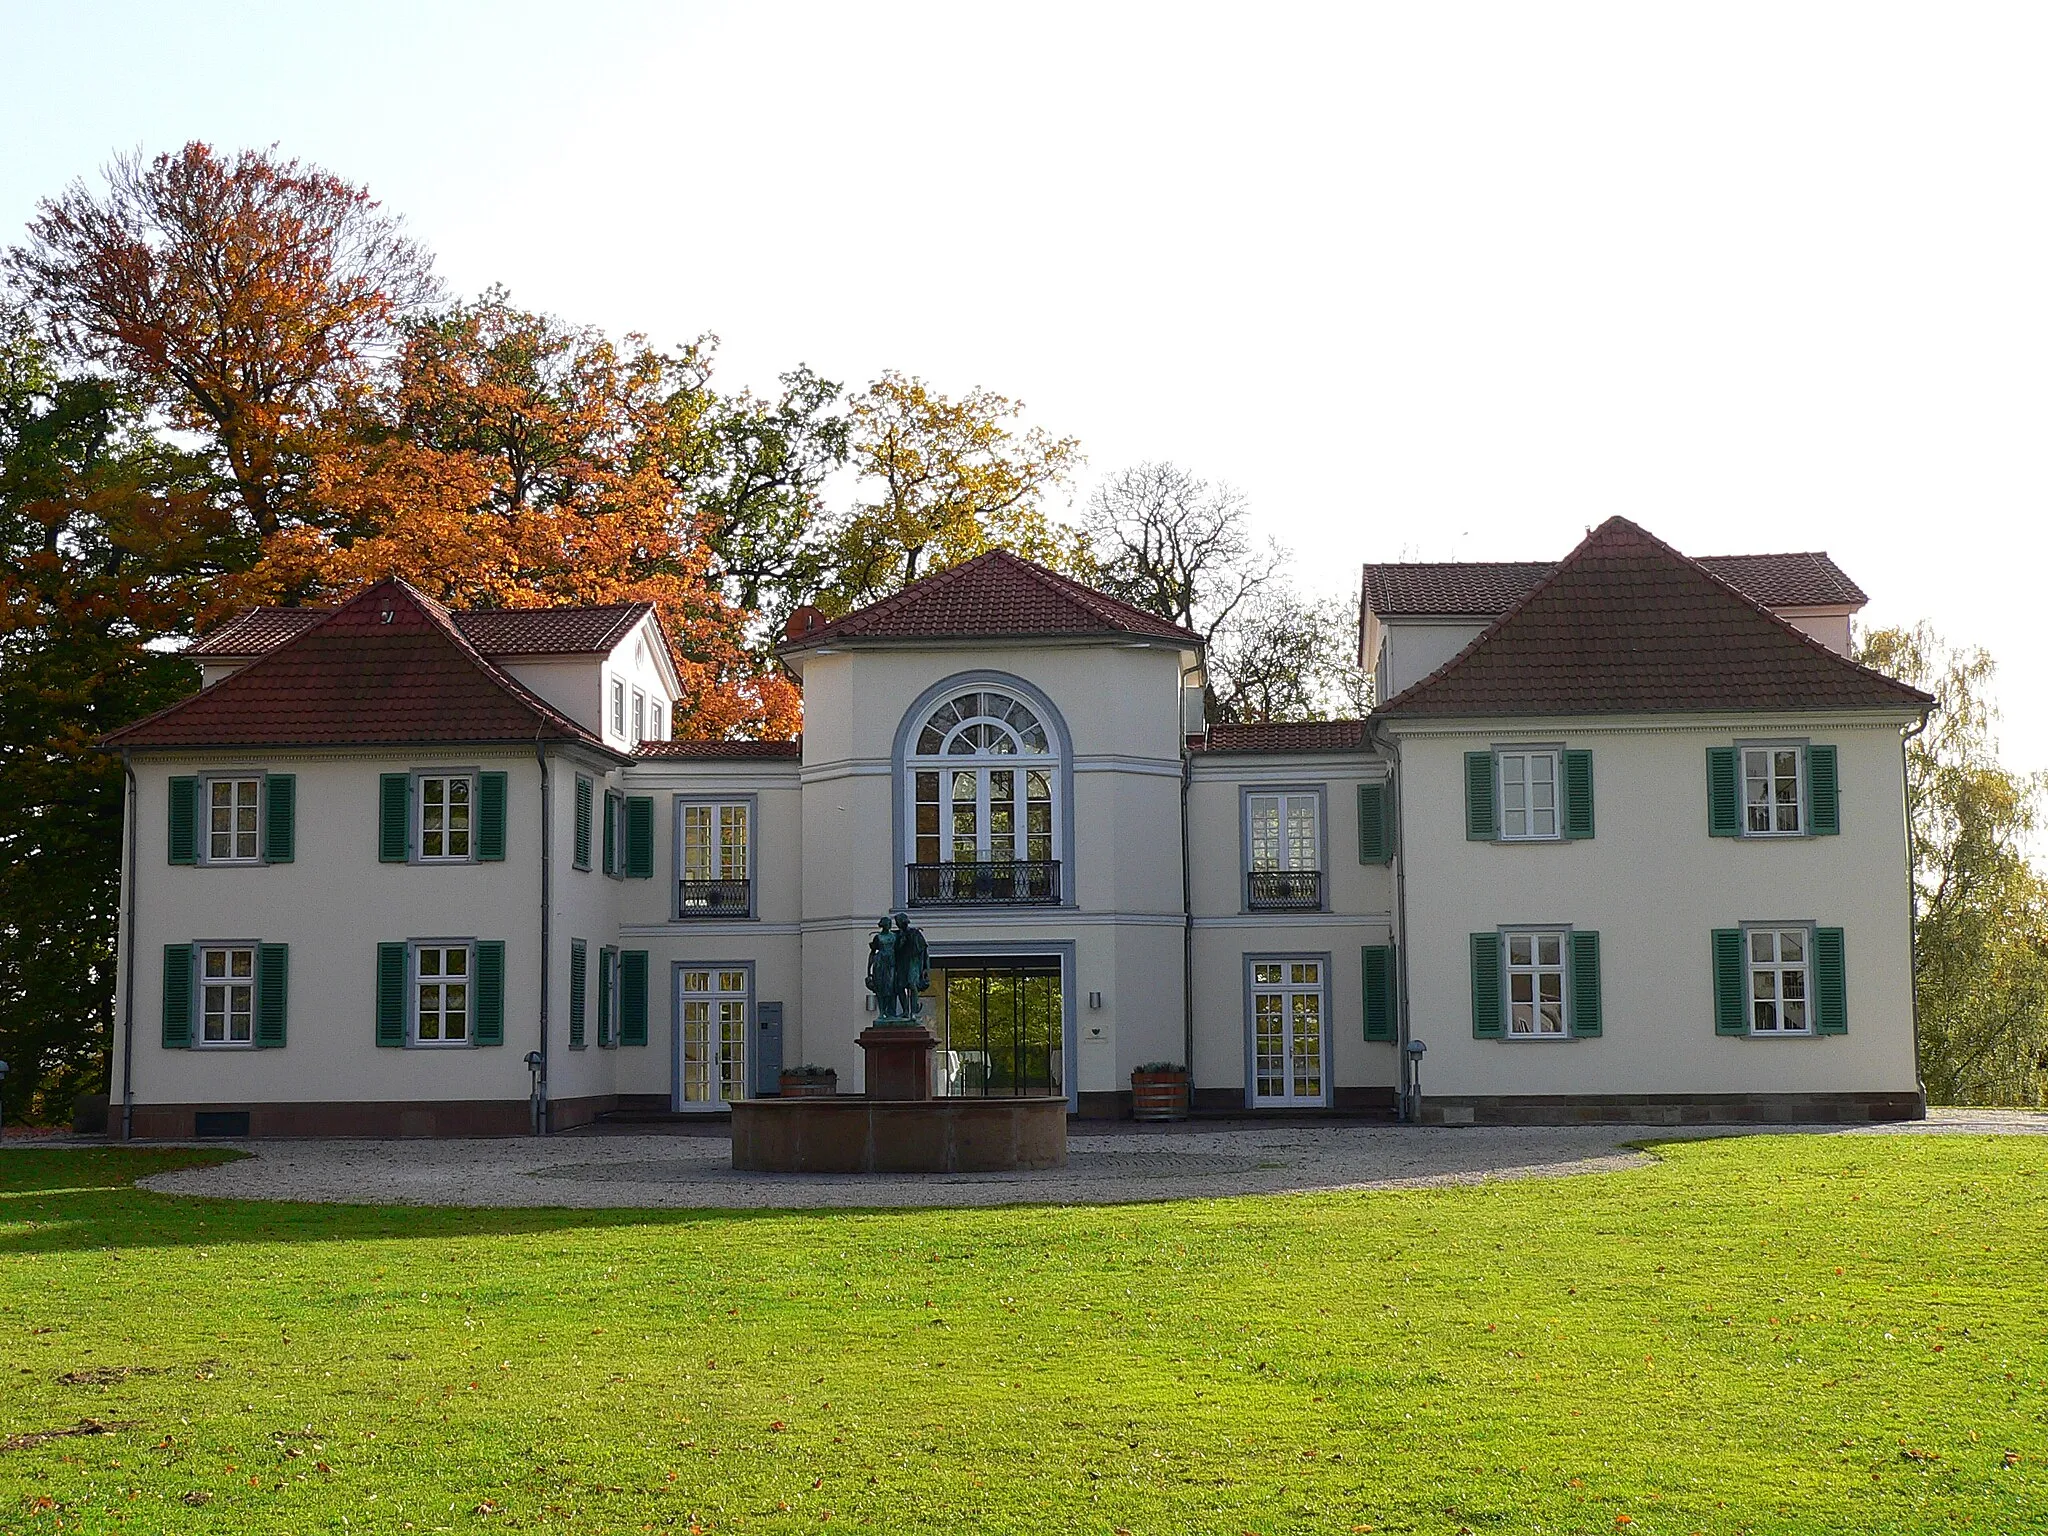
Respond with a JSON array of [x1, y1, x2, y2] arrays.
[[191, 1042, 257, 1050], [1499, 1034, 1579, 1043], [1744, 1031, 1821, 1040], [409, 1041, 475, 1050]]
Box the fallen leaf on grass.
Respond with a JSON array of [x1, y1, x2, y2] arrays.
[[180, 1491, 212, 1506]]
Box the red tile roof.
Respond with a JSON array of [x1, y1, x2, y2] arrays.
[[1376, 518, 1932, 719], [780, 548, 1202, 650], [1363, 550, 1867, 618], [635, 739, 801, 760], [1193, 720, 1367, 753], [190, 602, 655, 660], [105, 579, 624, 754]]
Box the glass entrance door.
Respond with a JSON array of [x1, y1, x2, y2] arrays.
[[1250, 959, 1326, 1106], [677, 967, 747, 1107], [928, 957, 1063, 1098]]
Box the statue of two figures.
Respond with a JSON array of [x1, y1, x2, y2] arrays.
[[866, 912, 931, 1025]]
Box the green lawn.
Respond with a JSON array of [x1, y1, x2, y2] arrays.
[[0, 1137, 2044, 1535]]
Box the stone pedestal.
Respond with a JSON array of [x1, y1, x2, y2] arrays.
[[858, 1023, 937, 1101]]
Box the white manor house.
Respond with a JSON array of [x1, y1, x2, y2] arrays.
[[104, 516, 1933, 1137]]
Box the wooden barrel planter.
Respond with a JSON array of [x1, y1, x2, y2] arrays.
[[778, 1068, 838, 1099], [1131, 1065, 1190, 1122]]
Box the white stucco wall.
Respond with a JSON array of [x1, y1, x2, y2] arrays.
[[1375, 620, 1489, 701], [1386, 714, 1920, 1101]]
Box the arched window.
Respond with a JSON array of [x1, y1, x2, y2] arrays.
[[907, 687, 1059, 894]]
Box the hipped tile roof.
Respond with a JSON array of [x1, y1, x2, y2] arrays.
[[1193, 720, 1367, 753], [105, 579, 623, 754], [190, 601, 655, 660], [780, 548, 1202, 650], [1376, 518, 1930, 719], [1363, 550, 1866, 618]]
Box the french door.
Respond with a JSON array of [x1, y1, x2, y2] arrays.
[[1250, 958, 1327, 1107], [677, 967, 748, 1107], [914, 767, 1054, 864]]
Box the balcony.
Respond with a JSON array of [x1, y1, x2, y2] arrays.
[[1246, 869, 1323, 912], [907, 860, 1062, 907], [677, 878, 752, 918]]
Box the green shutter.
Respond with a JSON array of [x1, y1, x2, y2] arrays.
[[262, 774, 296, 863], [1465, 752, 1496, 841], [477, 771, 508, 861], [1568, 930, 1602, 1037], [619, 950, 649, 1046], [625, 796, 655, 879], [602, 792, 619, 877], [1562, 750, 1595, 840], [474, 940, 505, 1045], [379, 773, 411, 862], [1807, 746, 1840, 836], [597, 949, 614, 1046], [574, 775, 593, 870], [1712, 928, 1747, 1035], [569, 939, 587, 1047], [1814, 927, 1848, 1034], [161, 943, 193, 1047], [168, 776, 199, 865], [1470, 931, 1504, 1038], [1358, 782, 1393, 864], [254, 943, 288, 1047], [376, 941, 408, 1046], [1707, 748, 1741, 837], [1362, 944, 1396, 1041]]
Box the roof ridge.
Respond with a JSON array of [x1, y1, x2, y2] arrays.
[[385, 579, 610, 745]]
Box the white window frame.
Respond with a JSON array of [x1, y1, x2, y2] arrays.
[[1741, 744, 1806, 837], [609, 676, 626, 739], [676, 963, 750, 1109], [1497, 748, 1562, 842], [1745, 923, 1815, 1036], [606, 790, 628, 879], [1244, 790, 1322, 873], [416, 773, 475, 862], [1246, 954, 1330, 1108], [195, 942, 258, 1048], [905, 687, 1059, 868], [412, 940, 474, 1047], [648, 700, 667, 742], [1503, 928, 1571, 1039], [676, 798, 753, 918], [631, 689, 646, 746], [598, 946, 619, 1047], [201, 776, 264, 864]]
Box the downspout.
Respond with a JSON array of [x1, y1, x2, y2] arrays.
[[118, 750, 139, 1141], [1179, 658, 1203, 1084], [535, 737, 552, 1134], [1900, 714, 1929, 1112], [1370, 721, 1416, 1121]]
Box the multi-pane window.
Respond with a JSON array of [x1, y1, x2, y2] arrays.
[[1749, 927, 1811, 1033], [415, 944, 470, 1044], [1250, 959, 1324, 1105], [206, 778, 262, 863], [680, 802, 750, 914], [648, 701, 666, 742], [609, 677, 626, 737], [419, 775, 472, 860], [1499, 750, 1560, 840], [908, 688, 1056, 866], [679, 967, 748, 1105], [198, 945, 255, 1046], [1743, 747, 1804, 835], [1247, 793, 1319, 871], [632, 689, 646, 745], [1505, 931, 1568, 1037]]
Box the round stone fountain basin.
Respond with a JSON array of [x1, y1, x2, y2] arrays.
[[730, 1096, 1068, 1174]]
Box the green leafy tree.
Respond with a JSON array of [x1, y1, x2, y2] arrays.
[[0, 312, 216, 1121], [1859, 623, 2048, 1105]]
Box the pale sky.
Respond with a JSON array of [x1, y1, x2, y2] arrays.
[[6, 2, 2045, 769]]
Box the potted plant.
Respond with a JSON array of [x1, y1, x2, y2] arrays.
[[1130, 1062, 1190, 1121], [778, 1064, 838, 1099]]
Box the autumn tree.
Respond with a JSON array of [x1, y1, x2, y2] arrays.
[[1858, 624, 2048, 1105], [5, 142, 437, 547], [825, 371, 1083, 610], [246, 290, 800, 738], [0, 311, 218, 1120]]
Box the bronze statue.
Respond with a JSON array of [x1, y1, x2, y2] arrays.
[[866, 911, 931, 1022]]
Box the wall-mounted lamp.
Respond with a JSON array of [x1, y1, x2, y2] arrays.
[[1087, 991, 1103, 1011]]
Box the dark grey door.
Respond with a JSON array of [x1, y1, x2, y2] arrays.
[[754, 1001, 784, 1095]]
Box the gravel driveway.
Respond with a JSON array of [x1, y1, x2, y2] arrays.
[[123, 1107, 2047, 1211]]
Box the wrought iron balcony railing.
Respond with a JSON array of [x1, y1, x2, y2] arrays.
[[907, 860, 1062, 907], [677, 878, 752, 918], [1246, 869, 1323, 911]]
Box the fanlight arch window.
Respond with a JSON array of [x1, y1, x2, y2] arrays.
[[908, 687, 1058, 868]]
